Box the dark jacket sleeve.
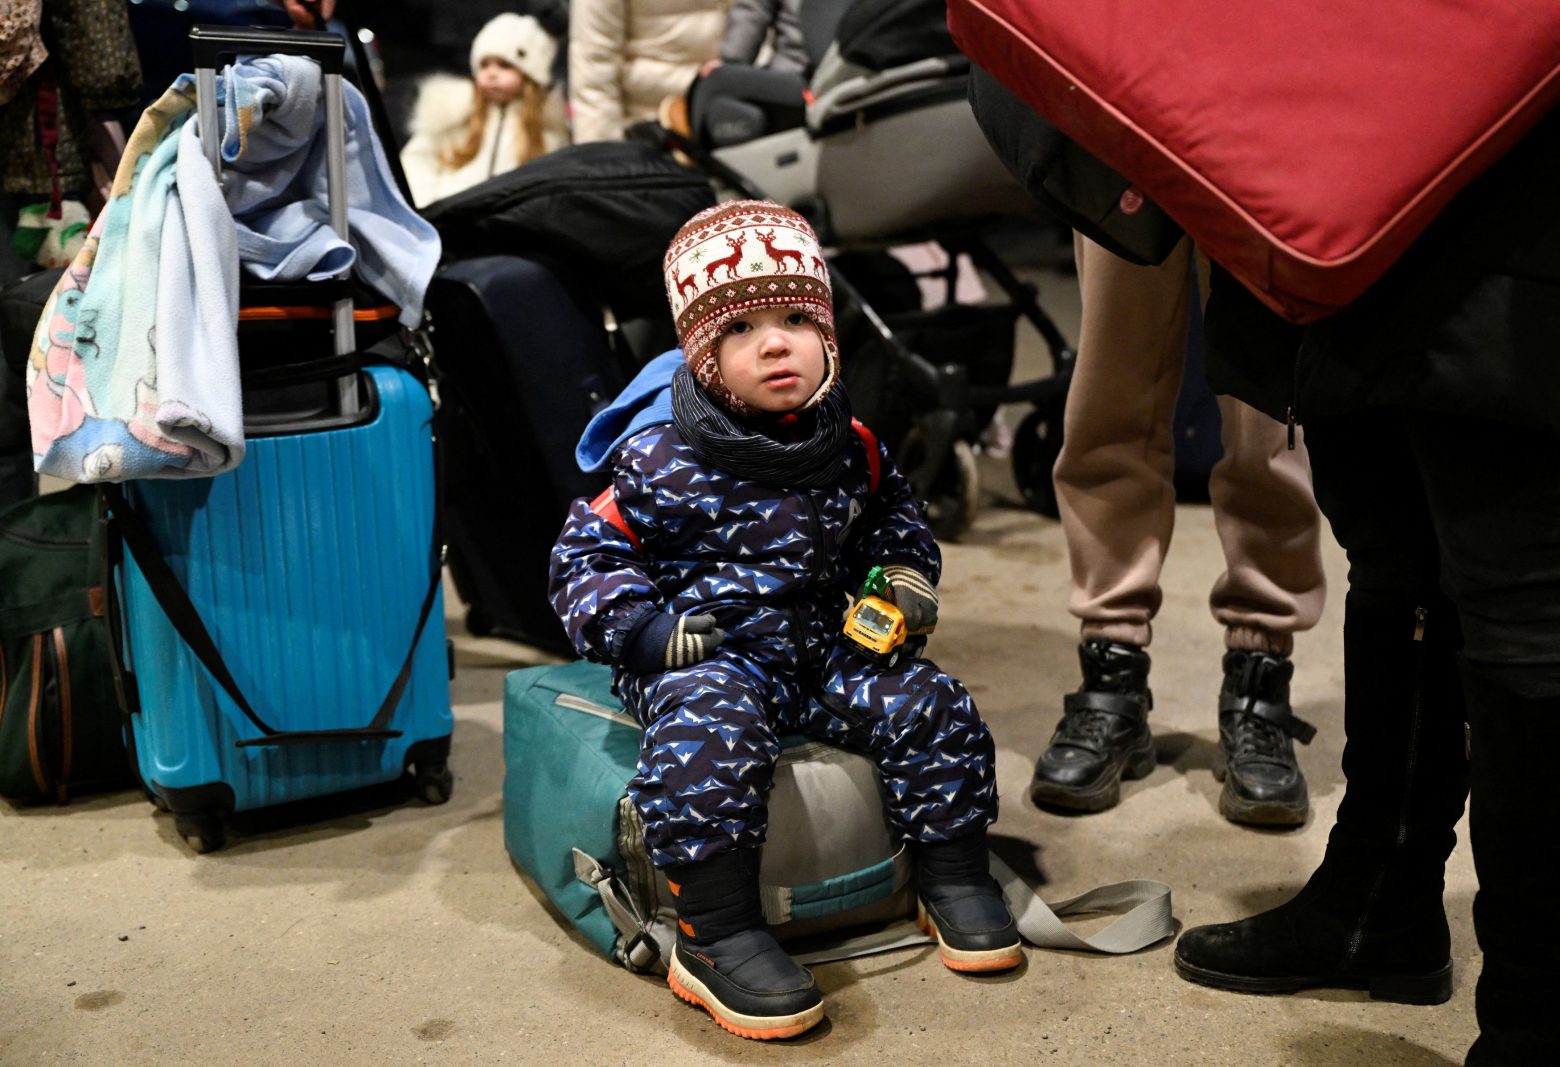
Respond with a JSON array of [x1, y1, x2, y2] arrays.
[[843, 437, 942, 586], [547, 458, 664, 664]]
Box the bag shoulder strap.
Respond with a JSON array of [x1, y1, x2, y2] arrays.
[[574, 841, 1174, 971], [851, 418, 880, 493], [589, 485, 642, 551], [993, 853, 1174, 955], [572, 847, 665, 972]]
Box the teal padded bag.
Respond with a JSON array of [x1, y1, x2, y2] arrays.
[[502, 660, 923, 972], [504, 661, 648, 958], [503, 661, 1178, 971]]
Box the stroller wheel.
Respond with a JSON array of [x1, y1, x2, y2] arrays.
[[1012, 404, 1065, 518], [900, 430, 980, 542]]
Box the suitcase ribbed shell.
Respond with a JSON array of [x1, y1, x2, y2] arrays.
[[119, 366, 451, 812]]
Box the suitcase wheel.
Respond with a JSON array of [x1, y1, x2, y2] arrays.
[[415, 760, 454, 805], [175, 810, 226, 854]]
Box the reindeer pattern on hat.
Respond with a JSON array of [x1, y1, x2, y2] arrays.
[[662, 200, 840, 415], [664, 204, 831, 319]]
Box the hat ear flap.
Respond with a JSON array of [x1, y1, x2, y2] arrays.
[[795, 328, 840, 412]]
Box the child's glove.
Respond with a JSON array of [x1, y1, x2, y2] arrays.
[[625, 612, 728, 672], [880, 565, 938, 634]]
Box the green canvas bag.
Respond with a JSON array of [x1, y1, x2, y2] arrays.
[[0, 486, 129, 803]]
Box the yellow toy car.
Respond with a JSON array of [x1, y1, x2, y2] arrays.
[[843, 566, 909, 660]]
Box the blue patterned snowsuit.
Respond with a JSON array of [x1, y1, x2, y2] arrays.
[[549, 421, 998, 868]]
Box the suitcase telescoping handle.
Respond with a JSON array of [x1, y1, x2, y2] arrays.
[[189, 25, 359, 417]]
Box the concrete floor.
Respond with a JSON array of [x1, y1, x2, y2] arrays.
[[0, 271, 1481, 1066]]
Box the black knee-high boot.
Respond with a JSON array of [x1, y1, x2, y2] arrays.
[[1461, 666, 1560, 1065], [664, 848, 824, 1041], [1175, 594, 1470, 1003]]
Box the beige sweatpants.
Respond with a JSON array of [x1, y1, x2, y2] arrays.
[[1054, 235, 1326, 657]]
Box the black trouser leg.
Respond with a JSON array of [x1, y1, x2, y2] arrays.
[[1401, 414, 1560, 1060], [1305, 415, 1472, 953], [1461, 668, 1560, 1064], [1175, 414, 1469, 1001]]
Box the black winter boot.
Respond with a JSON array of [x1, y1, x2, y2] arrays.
[[1175, 596, 1469, 1003], [1030, 639, 1155, 813], [1461, 666, 1560, 1065], [915, 830, 1022, 972], [1215, 650, 1316, 827], [665, 849, 824, 1040]]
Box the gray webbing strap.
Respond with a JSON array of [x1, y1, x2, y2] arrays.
[[778, 854, 1173, 963], [790, 920, 931, 965], [572, 849, 664, 972], [992, 854, 1174, 954], [575, 846, 1174, 970]]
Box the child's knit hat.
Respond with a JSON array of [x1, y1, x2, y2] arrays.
[[663, 200, 838, 416], [470, 14, 556, 89]]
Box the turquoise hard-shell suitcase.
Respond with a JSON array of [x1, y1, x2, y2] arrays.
[[106, 27, 451, 853], [112, 364, 452, 852]]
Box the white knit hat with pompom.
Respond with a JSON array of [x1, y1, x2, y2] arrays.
[[469, 13, 556, 89]]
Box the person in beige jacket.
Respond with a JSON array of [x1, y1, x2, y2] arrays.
[[568, 0, 729, 143]]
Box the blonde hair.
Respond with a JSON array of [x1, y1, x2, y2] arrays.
[[439, 77, 547, 172]]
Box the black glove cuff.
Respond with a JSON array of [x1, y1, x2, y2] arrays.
[[624, 612, 678, 673]]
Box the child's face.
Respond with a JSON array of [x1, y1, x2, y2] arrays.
[[714, 307, 827, 414], [476, 57, 525, 104]]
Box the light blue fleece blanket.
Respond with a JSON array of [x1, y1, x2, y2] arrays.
[[202, 54, 439, 322], [28, 54, 438, 484]]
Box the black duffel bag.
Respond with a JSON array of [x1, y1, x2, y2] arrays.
[[967, 62, 1183, 267], [420, 142, 716, 321]]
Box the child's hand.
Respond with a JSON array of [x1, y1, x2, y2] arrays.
[[881, 566, 939, 635], [665, 614, 727, 668], [626, 612, 728, 672]]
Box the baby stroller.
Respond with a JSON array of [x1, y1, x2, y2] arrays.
[[644, 0, 1076, 536]]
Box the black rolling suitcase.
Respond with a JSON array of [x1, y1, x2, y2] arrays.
[[427, 255, 636, 651]]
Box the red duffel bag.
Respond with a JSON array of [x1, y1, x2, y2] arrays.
[[947, 0, 1560, 323]]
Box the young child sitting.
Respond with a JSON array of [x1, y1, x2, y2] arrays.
[[399, 13, 564, 208], [549, 201, 1020, 1041]]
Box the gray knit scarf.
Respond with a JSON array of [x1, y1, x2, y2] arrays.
[[670, 365, 851, 489]]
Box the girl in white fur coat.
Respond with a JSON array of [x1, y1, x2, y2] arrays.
[[400, 14, 567, 208]]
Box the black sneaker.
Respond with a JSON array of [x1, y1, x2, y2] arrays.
[[1030, 640, 1155, 812], [917, 884, 1023, 972], [1215, 650, 1314, 826], [668, 929, 824, 1040]]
